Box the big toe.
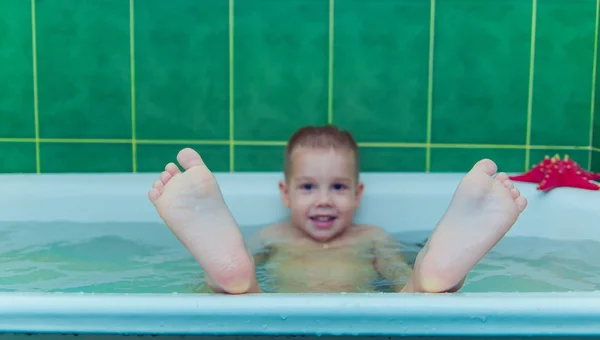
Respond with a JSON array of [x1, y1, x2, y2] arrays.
[[177, 148, 205, 170], [470, 159, 498, 176]]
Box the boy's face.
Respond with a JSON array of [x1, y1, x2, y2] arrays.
[[279, 147, 364, 242]]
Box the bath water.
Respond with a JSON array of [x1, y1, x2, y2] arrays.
[[1, 221, 599, 293]]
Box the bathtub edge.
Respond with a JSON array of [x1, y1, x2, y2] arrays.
[[2, 292, 600, 336]]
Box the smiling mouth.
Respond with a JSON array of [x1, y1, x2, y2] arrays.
[[311, 216, 336, 222], [310, 216, 337, 228]]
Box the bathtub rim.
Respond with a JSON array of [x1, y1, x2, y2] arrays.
[[1, 171, 599, 241], [2, 291, 600, 336]]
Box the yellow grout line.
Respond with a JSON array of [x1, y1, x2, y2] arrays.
[[360, 142, 426, 148], [229, 0, 235, 172], [524, 0, 537, 171], [424, 0, 435, 173], [129, 0, 137, 173], [0, 137, 594, 151], [234, 140, 287, 146], [137, 139, 230, 145], [424, 143, 588, 150], [588, 0, 599, 171], [528, 145, 590, 150], [0, 138, 35, 143], [42, 138, 133, 144], [431, 143, 524, 149], [593, 147, 600, 153], [30, 0, 40, 174], [0, 138, 230, 145], [327, 0, 334, 125]]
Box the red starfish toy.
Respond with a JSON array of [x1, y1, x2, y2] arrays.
[[509, 154, 600, 192]]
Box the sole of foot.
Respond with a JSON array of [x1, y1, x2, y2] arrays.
[[412, 158, 528, 293], [148, 148, 260, 294]]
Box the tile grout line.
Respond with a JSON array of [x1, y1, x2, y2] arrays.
[[524, 0, 537, 171], [588, 0, 599, 171], [594, 146, 600, 153], [0, 137, 592, 151], [30, 0, 40, 174], [130, 0, 137, 173], [229, 0, 235, 172], [327, 0, 334, 125], [424, 0, 435, 173]]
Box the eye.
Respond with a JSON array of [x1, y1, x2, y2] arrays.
[[301, 183, 313, 190], [332, 183, 346, 190]]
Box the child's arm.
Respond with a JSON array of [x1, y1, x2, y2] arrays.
[[370, 228, 414, 292]]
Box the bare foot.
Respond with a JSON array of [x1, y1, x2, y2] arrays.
[[411, 159, 528, 293], [148, 148, 260, 294]]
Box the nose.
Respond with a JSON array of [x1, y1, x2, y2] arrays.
[[316, 190, 332, 206]]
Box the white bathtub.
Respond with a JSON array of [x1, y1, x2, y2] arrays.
[[1, 171, 600, 338]]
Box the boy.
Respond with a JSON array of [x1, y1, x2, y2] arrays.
[[148, 125, 527, 294]]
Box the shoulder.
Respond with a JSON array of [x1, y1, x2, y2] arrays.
[[352, 224, 390, 241], [256, 222, 289, 243]]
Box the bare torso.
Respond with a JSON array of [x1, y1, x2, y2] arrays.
[[258, 224, 382, 293]]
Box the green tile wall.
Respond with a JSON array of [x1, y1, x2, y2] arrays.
[[1, 0, 599, 174]]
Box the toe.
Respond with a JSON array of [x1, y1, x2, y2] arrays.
[[472, 159, 498, 176], [503, 179, 514, 190], [515, 196, 528, 211], [148, 188, 161, 203], [165, 162, 181, 176], [159, 171, 172, 185], [495, 172, 508, 182], [510, 187, 520, 200], [152, 180, 164, 191], [177, 148, 205, 170]]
